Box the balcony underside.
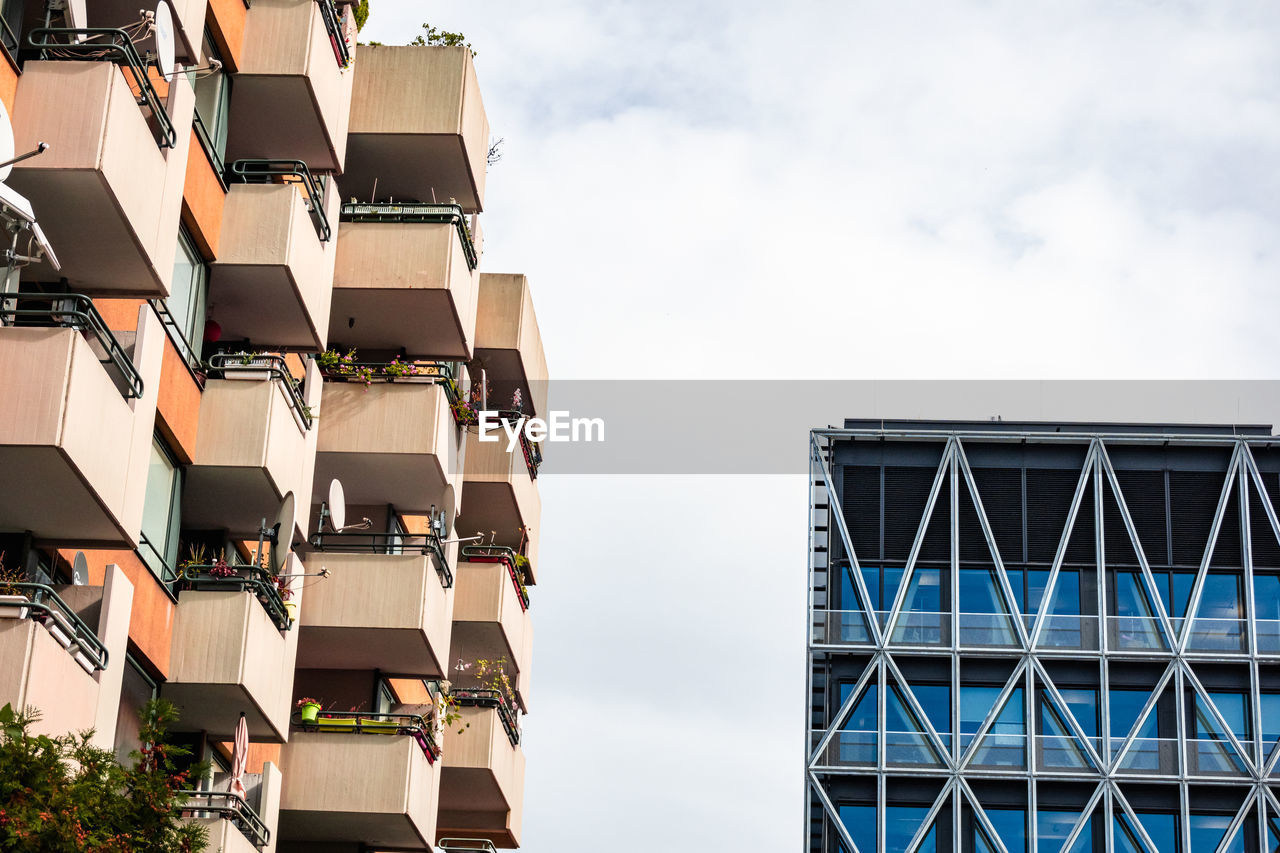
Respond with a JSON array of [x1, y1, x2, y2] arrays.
[[313, 451, 449, 512], [0, 446, 129, 544], [329, 288, 469, 359], [437, 767, 514, 847], [227, 76, 342, 174], [279, 810, 427, 849], [184, 466, 290, 541], [451, 621, 517, 673], [459, 482, 524, 550], [211, 265, 327, 351], [164, 682, 285, 741], [343, 134, 480, 212], [10, 170, 167, 295], [296, 625, 445, 675]]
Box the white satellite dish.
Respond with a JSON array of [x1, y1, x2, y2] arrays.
[[30, 223, 59, 271], [327, 479, 346, 532], [71, 552, 88, 585], [154, 2, 176, 77], [0, 99, 16, 183], [65, 0, 87, 28], [268, 491, 296, 576], [440, 484, 456, 537]]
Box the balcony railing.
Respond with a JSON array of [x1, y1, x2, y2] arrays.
[[178, 790, 271, 849], [0, 293, 144, 398], [339, 202, 479, 270], [309, 531, 453, 588], [486, 411, 542, 479], [293, 710, 441, 762], [206, 353, 313, 431], [450, 688, 520, 747], [2, 583, 109, 672], [316, 0, 350, 68], [28, 27, 177, 148], [226, 160, 332, 242], [177, 564, 291, 632], [318, 356, 460, 394], [460, 545, 529, 611], [439, 840, 499, 853]]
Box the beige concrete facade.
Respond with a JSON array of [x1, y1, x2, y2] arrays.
[[0, 23, 542, 852]]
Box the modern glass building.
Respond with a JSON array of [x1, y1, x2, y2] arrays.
[[807, 419, 1280, 853]]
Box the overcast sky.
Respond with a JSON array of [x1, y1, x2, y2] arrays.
[[357, 4, 1280, 851]]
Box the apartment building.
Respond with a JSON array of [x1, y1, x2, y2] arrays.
[[808, 419, 1280, 853], [0, 2, 545, 851]]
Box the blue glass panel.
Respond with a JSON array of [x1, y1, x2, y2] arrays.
[[884, 567, 905, 611], [1207, 692, 1250, 741], [962, 686, 1004, 736], [1043, 570, 1080, 614], [1113, 814, 1150, 853], [971, 688, 1025, 768], [917, 823, 938, 853], [984, 808, 1027, 853], [1134, 813, 1177, 853], [960, 568, 1008, 613], [1110, 689, 1155, 740], [885, 686, 942, 765], [885, 806, 931, 852], [1260, 693, 1280, 742], [1200, 574, 1242, 619], [1256, 575, 1280, 621], [1038, 810, 1084, 853], [911, 683, 951, 738], [1057, 688, 1099, 738], [1007, 569, 1025, 612], [842, 566, 865, 611], [1188, 814, 1233, 853], [839, 804, 876, 853], [1171, 572, 1195, 619], [904, 567, 942, 611], [842, 684, 877, 730]]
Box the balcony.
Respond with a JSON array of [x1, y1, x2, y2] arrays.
[[296, 539, 453, 676], [437, 692, 524, 847], [345, 45, 489, 212], [179, 783, 275, 853], [184, 355, 319, 539], [461, 431, 542, 582], [209, 161, 339, 351], [10, 53, 193, 295], [314, 362, 464, 511], [331, 203, 479, 359], [163, 557, 300, 741], [452, 556, 531, 709], [226, 0, 354, 173], [0, 297, 160, 544], [474, 274, 548, 418], [279, 712, 441, 849], [0, 583, 112, 738]]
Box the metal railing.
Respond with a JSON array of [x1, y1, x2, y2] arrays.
[[177, 564, 291, 632], [318, 356, 458, 387], [309, 531, 453, 588], [340, 202, 479, 270], [28, 27, 177, 148], [294, 710, 441, 762], [205, 353, 312, 430], [148, 298, 205, 378], [450, 688, 520, 746], [226, 160, 331, 242], [0, 5, 18, 58], [190, 108, 228, 189], [439, 840, 499, 853], [489, 411, 542, 479], [0, 293, 144, 398], [4, 583, 109, 671], [316, 0, 350, 68], [177, 790, 271, 849], [460, 545, 529, 610]]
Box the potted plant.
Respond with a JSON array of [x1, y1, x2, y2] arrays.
[[225, 351, 275, 381], [0, 559, 29, 620], [297, 697, 322, 724]]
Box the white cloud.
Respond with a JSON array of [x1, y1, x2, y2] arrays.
[[356, 3, 1280, 849]]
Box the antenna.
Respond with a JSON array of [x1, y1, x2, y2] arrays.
[[153, 1, 176, 77], [71, 551, 87, 585]]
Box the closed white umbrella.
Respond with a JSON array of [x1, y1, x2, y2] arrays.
[[230, 712, 248, 800]]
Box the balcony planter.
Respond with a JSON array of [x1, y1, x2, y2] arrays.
[[284, 600, 299, 624], [299, 701, 322, 724], [0, 594, 29, 619], [221, 355, 277, 382]]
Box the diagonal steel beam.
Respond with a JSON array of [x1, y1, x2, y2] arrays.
[[1030, 441, 1099, 648], [885, 438, 955, 643], [1178, 443, 1245, 652]]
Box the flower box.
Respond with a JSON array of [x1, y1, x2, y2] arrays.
[[0, 594, 29, 619]]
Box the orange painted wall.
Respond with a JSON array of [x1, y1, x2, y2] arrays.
[[208, 0, 247, 72], [156, 335, 201, 464], [183, 130, 225, 258], [94, 298, 144, 333], [0, 53, 17, 115], [65, 548, 175, 679]]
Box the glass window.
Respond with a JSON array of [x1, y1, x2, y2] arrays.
[[1109, 688, 1156, 739], [167, 229, 208, 365], [140, 437, 182, 581], [839, 804, 876, 853], [1205, 692, 1250, 742], [1260, 692, 1280, 752], [1135, 812, 1178, 853], [885, 805, 931, 851], [1188, 814, 1240, 853], [983, 808, 1026, 853], [1038, 810, 1085, 851], [911, 683, 951, 739], [1057, 688, 1098, 739], [191, 30, 231, 164]]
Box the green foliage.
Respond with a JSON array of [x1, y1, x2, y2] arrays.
[[0, 700, 208, 852], [353, 0, 369, 32], [410, 24, 476, 57]]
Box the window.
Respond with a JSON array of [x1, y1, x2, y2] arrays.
[[166, 228, 208, 366], [140, 436, 183, 583], [191, 30, 231, 168], [113, 656, 157, 765]]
